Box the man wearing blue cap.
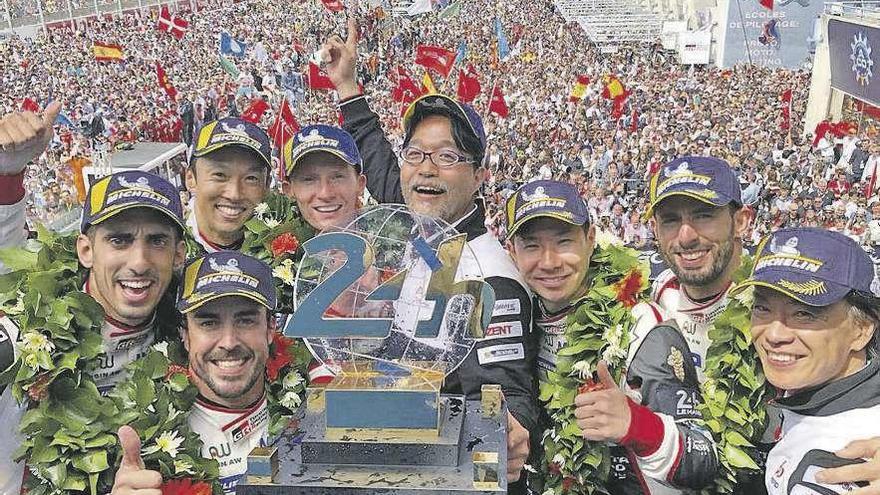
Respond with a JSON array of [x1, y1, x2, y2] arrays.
[[321, 18, 537, 488], [505, 179, 717, 494], [112, 252, 281, 495], [730, 228, 880, 494], [281, 124, 366, 231], [185, 117, 274, 253], [0, 104, 187, 494]]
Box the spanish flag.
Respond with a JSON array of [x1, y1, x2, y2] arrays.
[[569, 75, 590, 103], [422, 72, 438, 94], [93, 42, 123, 61], [601, 75, 625, 100]]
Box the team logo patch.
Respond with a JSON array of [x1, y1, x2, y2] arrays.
[[492, 299, 521, 317], [667, 346, 685, 382], [851, 32, 874, 86], [477, 343, 524, 365], [481, 321, 523, 341]]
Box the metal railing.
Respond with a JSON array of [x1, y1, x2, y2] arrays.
[[556, 0, 664, 44], [824, 1, 880, 18], [1, 0, 222, 31]]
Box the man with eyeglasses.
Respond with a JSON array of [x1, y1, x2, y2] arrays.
[[322, 18, 538, 490]]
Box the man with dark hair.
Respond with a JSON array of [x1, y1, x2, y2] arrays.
[[731, 228, 880, 494], [185, 117, 273, 253], [112, 251, 282, 495], [322, 18, 537, 488], [0, 104, 187, 494], [505, 180, 717, 494]]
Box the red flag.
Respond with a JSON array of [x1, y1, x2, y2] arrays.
[[93, 41, 124, 61], [157, 6, 188, 39], [813, 120, 832, 146], [242, 98, 270, 123], [306, 62, 336, 90], [780, 89, 792, 131], [21, 98, 40, 113], [569, 75, 590, 103], [391, 66, 424, 104], [456, 65, 481, 104], [488, 84, 509, 118], [415, 45, 456, 78], [760, 0, 773, 10], [630, 108, 639, 132], [320, 0, 344, 12], [156, 63, 177, 99], [268, 99, 300, 150]]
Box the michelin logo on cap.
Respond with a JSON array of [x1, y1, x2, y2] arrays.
[[107, 175, 171, 206], [755, 236, 823, 273]]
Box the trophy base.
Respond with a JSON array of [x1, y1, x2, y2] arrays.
[[237, 395, 507, 494]]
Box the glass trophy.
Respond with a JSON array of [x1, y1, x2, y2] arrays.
[[239, 205, 509, 493]]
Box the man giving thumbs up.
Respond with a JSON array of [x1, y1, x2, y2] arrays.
[[111, 426, 162, 495]]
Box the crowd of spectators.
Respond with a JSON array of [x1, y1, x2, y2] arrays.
[[2, 0, 879, 251]]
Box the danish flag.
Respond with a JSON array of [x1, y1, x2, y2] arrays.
[[157, 6, 188, 40]]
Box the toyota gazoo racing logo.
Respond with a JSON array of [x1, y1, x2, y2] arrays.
[[851, 32, 875, 86]]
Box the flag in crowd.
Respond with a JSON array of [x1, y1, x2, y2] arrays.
[[241, 98, 270, 123], [218, 55, 240, 78], [268, 98, 300, 155], [157, 6, 189, 40], [407, 0, 434, 16], [456, 65, 481, 103], [454, 40, 467, 65], [494, 17, 511, 60], [219, 32, 246, 58], [422, 72, 438, 94], [391, 66, 423, 105], [780, 88, 792, 131], [415, 44, 456, 78], [488, 83, 509, 117], [320, 0, 345, 12], [569, 75, 590, 102], [760, 0, 773, 10], [20, 98, 40, 113], [307, 62, 336, 90], [602, 74, 626, 100], [93, 41, 123, 61], [439, 0, 462, 19], [156, 63, 178, 99]]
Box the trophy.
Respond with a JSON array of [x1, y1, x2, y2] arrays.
[[238, 205, 509, 494]]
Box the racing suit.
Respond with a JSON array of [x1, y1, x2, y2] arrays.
[[537, 299, 718, 493], [189, 395, 271, 494], [765, 353, 880, 494], [339, 95, 540, 485]]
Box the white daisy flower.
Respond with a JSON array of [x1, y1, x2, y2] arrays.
[[272, 260, 295, 286], [283, 371, 305, 391], [142, 430, 184, 458], [21, 332, 53, 354], [264, 217, 281, 229], [253, 202, 269, 219], [173, 458, 194, 475], [571, 360, 591, 380], [151, 341, 169, 357], [280, 390, 302, 410]]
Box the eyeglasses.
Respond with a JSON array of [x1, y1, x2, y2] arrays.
[[398, 146, 474, 168]]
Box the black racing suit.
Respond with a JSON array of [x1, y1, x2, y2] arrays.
[[339, 95, 540, 490]]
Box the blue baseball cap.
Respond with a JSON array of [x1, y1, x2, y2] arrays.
[[731, 228, 880, 306], [191, 117, 272, 168], [282, 124, 363, 177], [645, 156, 743, 218], [177, 251, 277, 314], [81, 171, 185, 233], [505, 180, 589, 237], [402, 94, 487, 156]]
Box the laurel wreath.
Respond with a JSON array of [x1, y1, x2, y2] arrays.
[[698, 255, 770, 494], [0, 192, 315, 495], [536, 241, 650, 495]]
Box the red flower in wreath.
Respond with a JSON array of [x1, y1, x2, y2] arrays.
[[562, 476, 577, 492], [577, 377, 606, 394], [161, 478, 212, 495], [548, 461, 562, 475], [613, 268, 643, 308], [266, 332, 294, 381], [27, 373, 51, 402], [164, 364, 191, 382], [270, 232, 300, 257]]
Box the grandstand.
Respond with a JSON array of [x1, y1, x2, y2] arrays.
[[554, 0, 667, 45]]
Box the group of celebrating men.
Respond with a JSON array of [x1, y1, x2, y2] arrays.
[[2, 18, 880, 495]]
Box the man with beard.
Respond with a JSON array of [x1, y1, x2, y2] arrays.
[[185, 117, 273, 254], [322, 17, 536, 488], [505, 180, 717, 494], [647, 156, 880, 491], [112, 251, 281, 495], [0, 103, 187, 494]]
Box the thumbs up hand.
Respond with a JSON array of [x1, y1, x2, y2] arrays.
[[111, 425, 163, 495], [573, 361, 632, 443]]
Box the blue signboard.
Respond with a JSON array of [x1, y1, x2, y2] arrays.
[[722, 0, 823, 68], [828, 18, 880, 107]]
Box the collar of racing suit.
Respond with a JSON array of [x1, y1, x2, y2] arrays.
[[772, 349, 880, 416]]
